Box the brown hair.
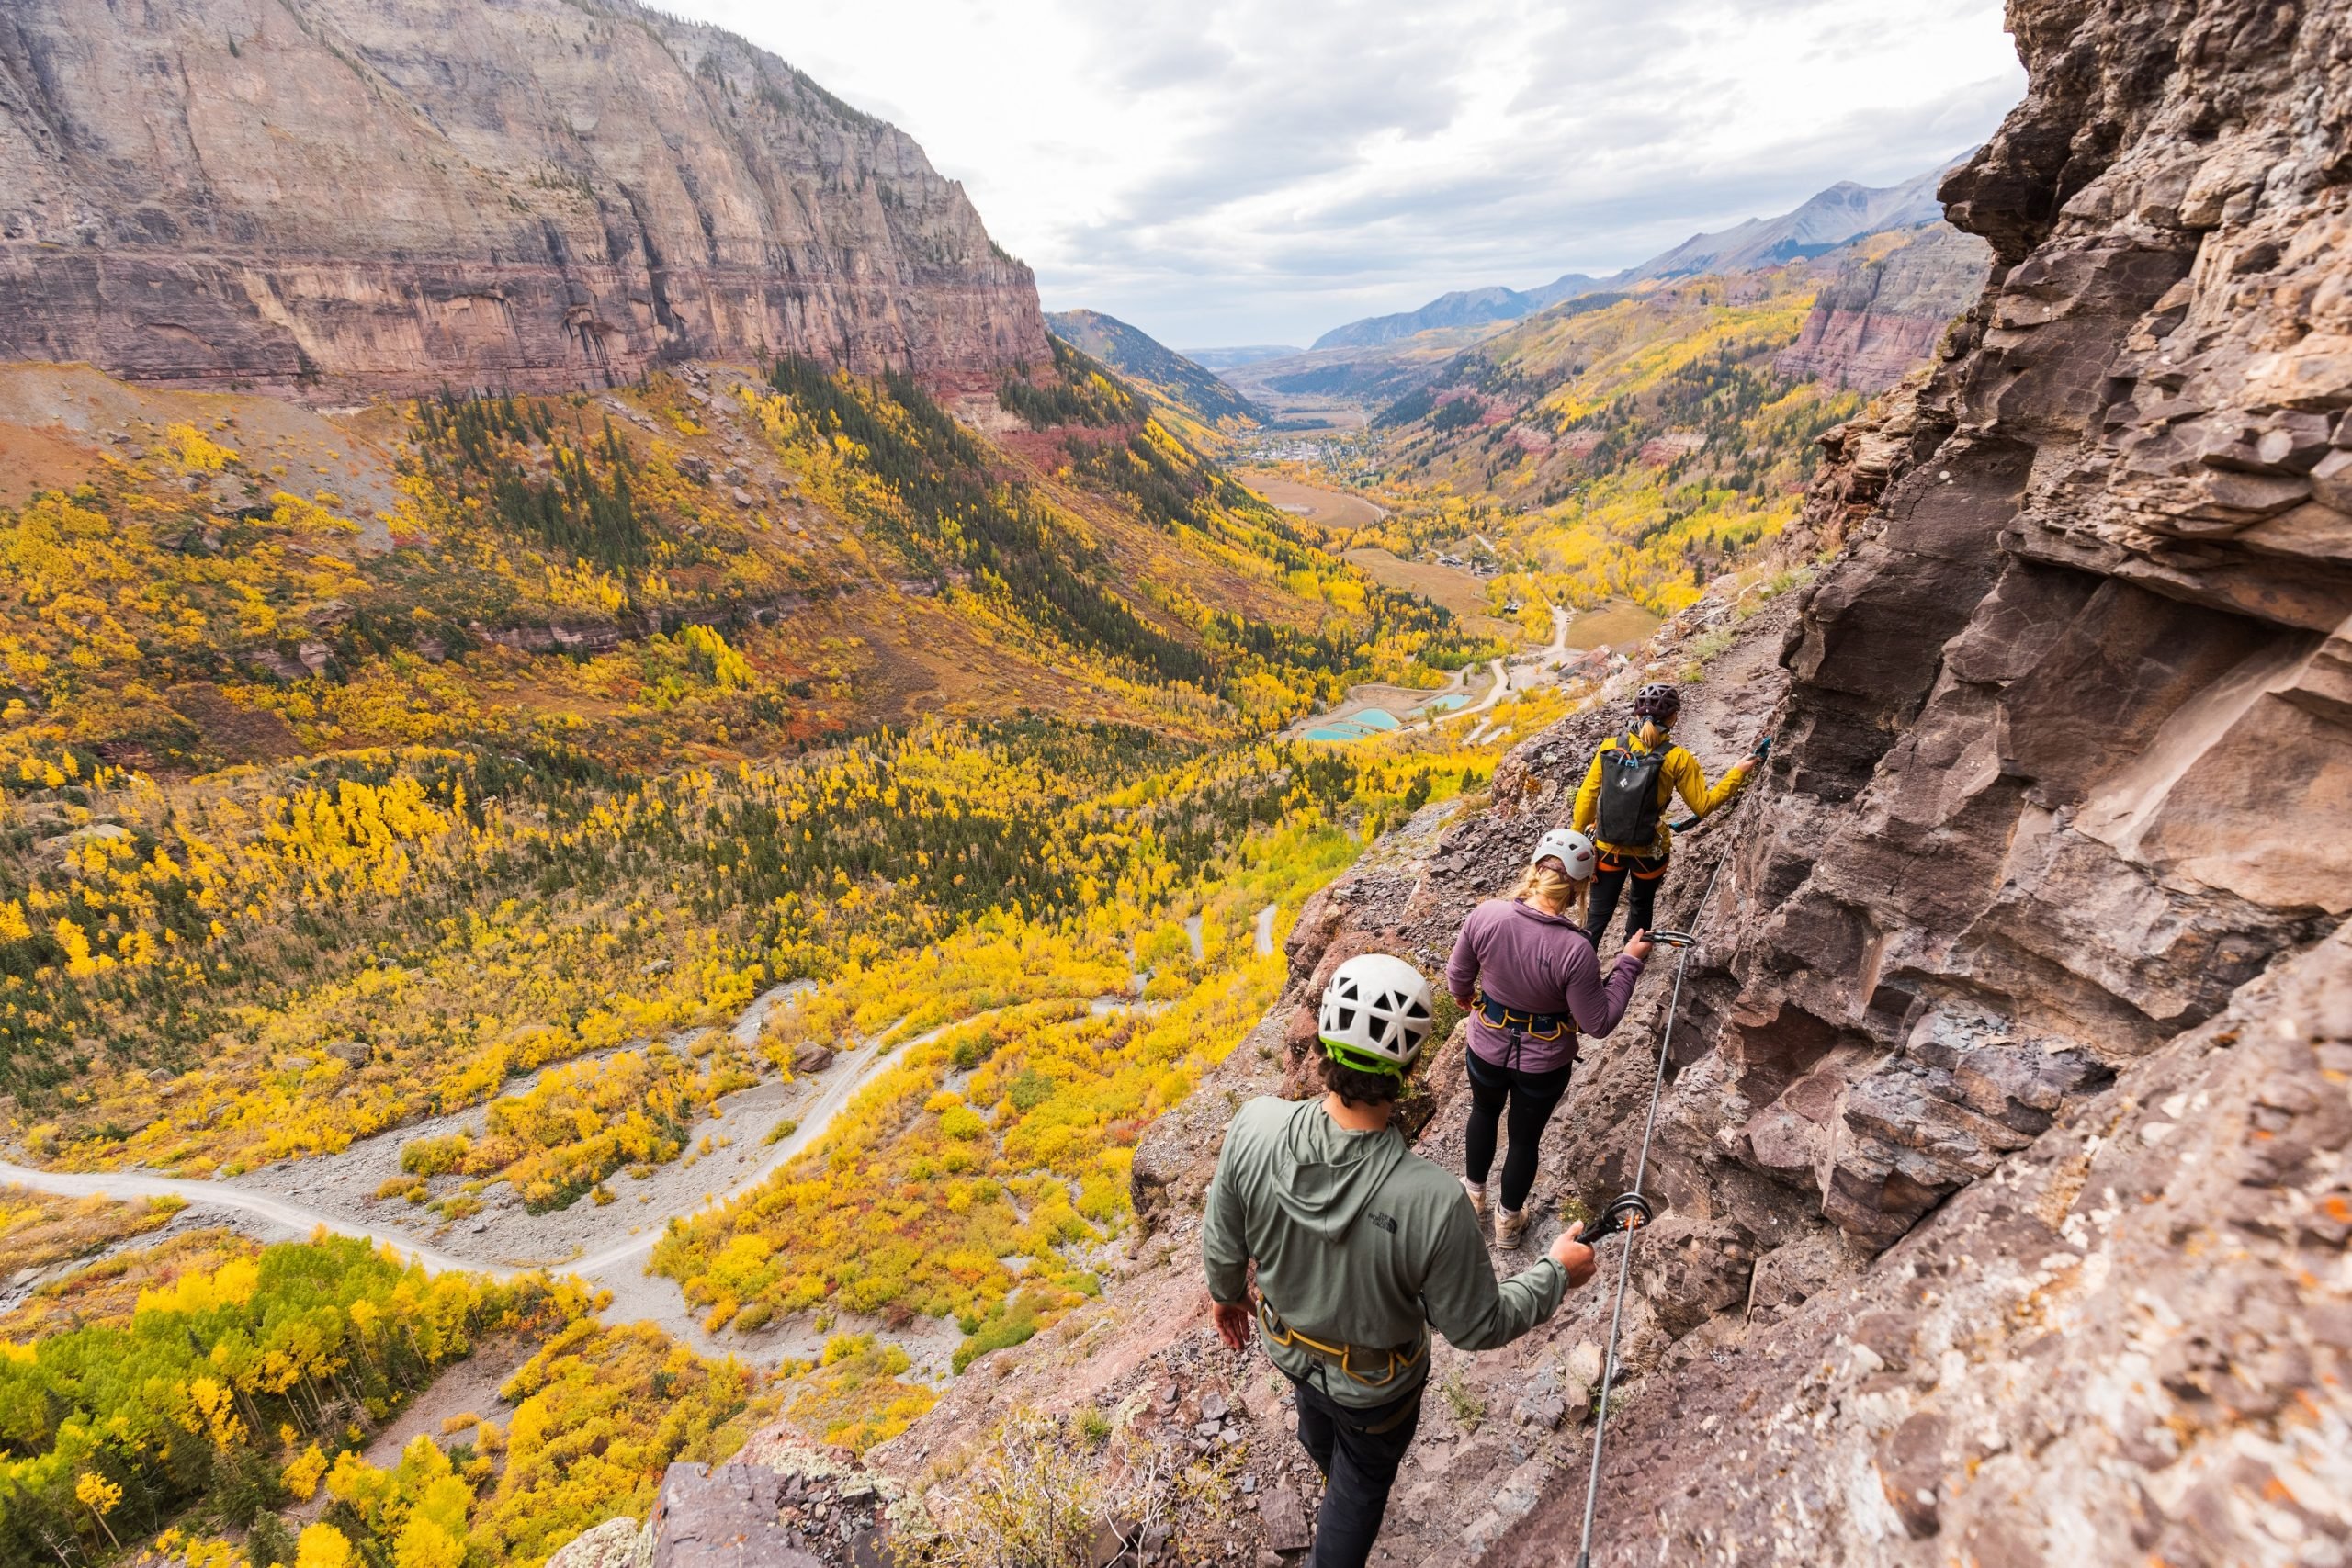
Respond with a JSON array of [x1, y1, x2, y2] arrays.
[[1638, 716, 1669, 749], [1510, 861, 1589, 917], [1317, 1053, 1405, 1108]]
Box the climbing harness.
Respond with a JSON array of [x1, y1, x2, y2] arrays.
[[1474, 994, 1572, 1041], [1595, 849, 1671, 881], [1571, 840, 1735, 1568], [1258, 1298, 1426, 1391]]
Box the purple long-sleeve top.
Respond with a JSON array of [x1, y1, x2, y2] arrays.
[[1445, 898, 1645, 1074]]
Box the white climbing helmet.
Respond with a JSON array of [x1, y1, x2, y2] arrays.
[[1530, 826, 1598, 883], [1317, 953, 1437, 1077]]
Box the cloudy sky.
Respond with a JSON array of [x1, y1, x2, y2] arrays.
[[671, 1, 2025, 350]]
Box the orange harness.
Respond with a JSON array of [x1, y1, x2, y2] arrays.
[[1597, 851, 1670, 880]]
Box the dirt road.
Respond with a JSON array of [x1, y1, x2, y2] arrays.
[[0, 988, 1136, 1357]]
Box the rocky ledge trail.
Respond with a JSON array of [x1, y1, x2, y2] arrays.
[[844, 0, 2352, 1560]]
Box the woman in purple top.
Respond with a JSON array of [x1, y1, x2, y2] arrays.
[[1445, 828, 1650, 1248]]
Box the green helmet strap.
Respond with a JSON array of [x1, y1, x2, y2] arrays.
[[1320, 1035, 1409, 1077]]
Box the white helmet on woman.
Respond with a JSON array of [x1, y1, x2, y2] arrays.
[[1530, 826, 1598, 882], [1317, 953, 1436, 1077]]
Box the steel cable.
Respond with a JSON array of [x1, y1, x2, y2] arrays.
[[1572, 840, 1734, 1568]]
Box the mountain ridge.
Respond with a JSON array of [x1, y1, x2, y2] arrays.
[[1044, 309, 1263, 445], [1310, 158, 1962, 351]]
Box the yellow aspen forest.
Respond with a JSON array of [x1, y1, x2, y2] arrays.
[[0, 330, 1577, 1567]]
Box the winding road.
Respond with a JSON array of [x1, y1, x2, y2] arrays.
[[1425, 658, 1511, 729], [0, 1160, 508, 1279], [1543, 603, 1573, 665]]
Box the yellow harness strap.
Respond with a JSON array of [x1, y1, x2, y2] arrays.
[[1257, 1300, 1426, 1389], [1470, 987, 1569, 1042]]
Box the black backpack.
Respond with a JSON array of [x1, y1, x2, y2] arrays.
[[1595, 733, 1670, 847]]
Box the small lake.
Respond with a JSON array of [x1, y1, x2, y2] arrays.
[[1303, 707, 1404, 742]]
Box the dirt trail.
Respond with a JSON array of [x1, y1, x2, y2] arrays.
[[0, 1159, 507, 1277]]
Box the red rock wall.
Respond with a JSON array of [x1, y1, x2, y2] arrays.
[[0, 0, 1050, 397], [1775, 222, 1991, 391]]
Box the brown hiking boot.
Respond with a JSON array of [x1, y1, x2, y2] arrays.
[[1461, 1177, 1488, 1220], [1495, 1206, 1529, 1250]]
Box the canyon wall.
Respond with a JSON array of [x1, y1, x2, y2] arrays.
[[1773, 222, 1991, 391], [0, 0, 1049, 397]]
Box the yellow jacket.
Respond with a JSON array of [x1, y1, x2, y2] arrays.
[[1572, 732, 1751, 857]]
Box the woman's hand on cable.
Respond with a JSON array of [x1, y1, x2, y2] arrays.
[[1211, 1294, 1255, 1351], [1623, 930, 1656, 963], [1549, 1221, 1598, 1287]]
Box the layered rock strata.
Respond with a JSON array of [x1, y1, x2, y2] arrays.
[[1774, 222, 1992, 391], [0, 0, 1048, 396]]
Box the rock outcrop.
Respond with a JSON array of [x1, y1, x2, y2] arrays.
[[1773, 222, 1991, 391], [0, 0, 1048, 397]]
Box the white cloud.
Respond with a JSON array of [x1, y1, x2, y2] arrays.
[[667, 0, 2025, 348]]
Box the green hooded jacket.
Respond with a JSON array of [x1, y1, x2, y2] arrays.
[[1202, 1095, 1569, 1407]]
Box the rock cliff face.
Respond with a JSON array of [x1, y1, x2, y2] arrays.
[[888, 1, 2350, 1563], [1487, 0, 2352, 1555], [1773, 223, 1992, 391], [0, 0, 1048, 396]]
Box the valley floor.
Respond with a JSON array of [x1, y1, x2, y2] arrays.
[[0, 983, 1138, 1364]]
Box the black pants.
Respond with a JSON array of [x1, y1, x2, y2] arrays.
[[1292, 1374, 1424, 1568], [1463, 1047, 1575, 1213], [1586, 852, 1668, 943]]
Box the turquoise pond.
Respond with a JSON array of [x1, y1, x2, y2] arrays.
[[1416, 694, 1471, 715], [1304, 708, 1404, 742]]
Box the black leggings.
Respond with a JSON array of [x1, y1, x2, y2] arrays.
[[1586, 852, 1668, 943], [1463, 1047, 1575, 1213]]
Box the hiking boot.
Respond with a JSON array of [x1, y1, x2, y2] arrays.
[[1495, 1206, 1528, 1250], [1461, 1177, 1488, 1220]]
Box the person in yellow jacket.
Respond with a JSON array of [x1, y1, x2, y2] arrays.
[[1571, 682, 1757, 944]]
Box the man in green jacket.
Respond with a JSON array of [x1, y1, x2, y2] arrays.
[[1204, 953, 1597, 1568]]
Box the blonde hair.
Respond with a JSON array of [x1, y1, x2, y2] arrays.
[[1511, 861, 1589, 916], [1638, 716, 1669, 749]]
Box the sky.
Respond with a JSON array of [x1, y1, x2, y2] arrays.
[[669, 1, 2026, 350]]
